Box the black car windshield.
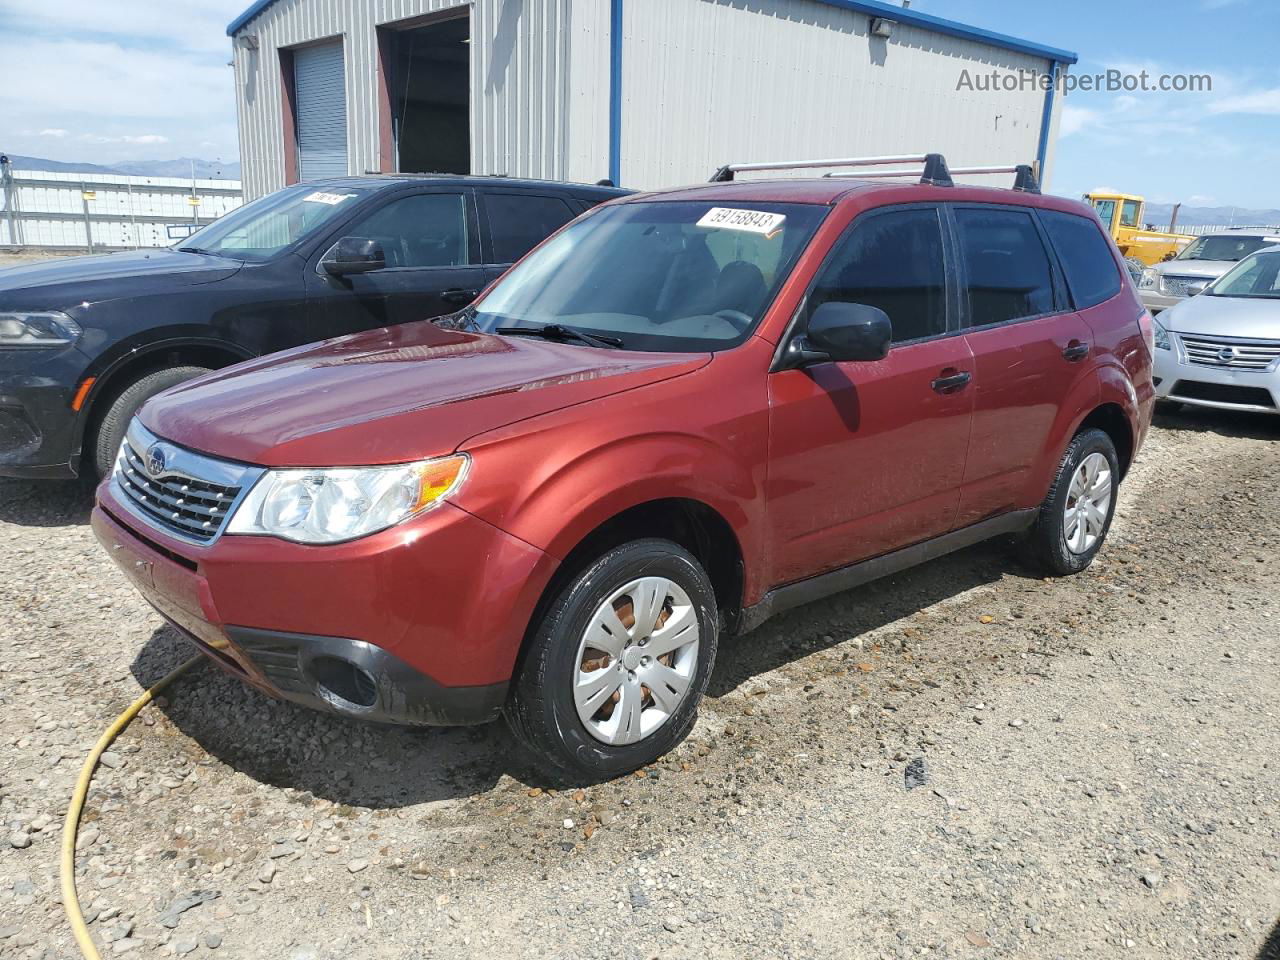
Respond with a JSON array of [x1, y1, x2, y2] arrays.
[[1175, 234, 1275, 262], [1207, 249, 1280, 299], [469, 200, 828, 352], [176, 183, 372, 261]]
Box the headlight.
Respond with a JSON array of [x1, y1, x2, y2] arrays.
[[226, 454, 469, 544], [0, 311, 82, 348], [1153, 317, 1171, 351], [1139, 268, 1159, 290]]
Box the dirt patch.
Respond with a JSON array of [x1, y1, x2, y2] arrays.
[[2, 406, 1278, 959]]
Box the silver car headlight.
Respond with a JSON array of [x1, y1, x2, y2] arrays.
[[1139, 268, 1159, 290], [226, 454, 469, 544], [0, 311, 82, 348], [1152, 317, 1172, 351]]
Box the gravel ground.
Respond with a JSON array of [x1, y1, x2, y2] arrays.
[[2, 408, 1278, 960]]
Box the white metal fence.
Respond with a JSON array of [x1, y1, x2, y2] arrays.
[[0, 165, 243, 251], [1161, 223, 1280, 237]]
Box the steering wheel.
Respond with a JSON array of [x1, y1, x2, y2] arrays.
[[712, 309, 753, 330]]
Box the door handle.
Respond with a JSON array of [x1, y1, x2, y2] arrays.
[[931, 370, 972, 393], [441, 288, 479, 305], [1062, 340, 1090, 362]]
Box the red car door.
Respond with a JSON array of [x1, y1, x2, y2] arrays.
[[949, 205, 1096, 527], [767, 206, 975, 586]]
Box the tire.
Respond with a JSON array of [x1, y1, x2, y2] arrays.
[[1022, 427, 1121, 577], [86, 366, 211, 481], [506, 538, 719, 783]]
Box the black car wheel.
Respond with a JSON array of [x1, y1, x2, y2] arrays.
[[1022, 427, 1121, 576], [87, 366, 210, 481], [506, 539, 719, 783]]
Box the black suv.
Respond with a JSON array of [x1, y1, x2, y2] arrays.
[[0, 175, 627, 480]]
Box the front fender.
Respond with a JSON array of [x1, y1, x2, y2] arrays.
[[456, 430, 767, 602]]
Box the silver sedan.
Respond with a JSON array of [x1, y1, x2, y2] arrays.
[[1153, 247, 1280, 415]]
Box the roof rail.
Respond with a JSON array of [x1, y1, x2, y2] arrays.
[[709, 154, 1040, 193], [824, 161, 1040, 194], [709, 153, 954, 186]]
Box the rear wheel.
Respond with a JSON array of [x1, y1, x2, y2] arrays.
[[506, 539, 718, 783], [1022, 428, 1120, 576], [86, 366, 211, 481]]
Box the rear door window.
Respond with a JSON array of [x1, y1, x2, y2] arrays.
[[954, 208, 1057, 326], [1040, 210, 1122, 309], [484, 193, 578, 264], [807, 207, 948, 344]]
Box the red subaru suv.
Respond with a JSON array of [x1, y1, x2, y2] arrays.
[[93, 155, 1154, 782]]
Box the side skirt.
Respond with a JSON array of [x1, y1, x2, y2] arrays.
[[738, 509, 1038, 634]]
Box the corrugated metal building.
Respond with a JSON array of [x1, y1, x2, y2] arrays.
[[227, 0, 1078, 200]]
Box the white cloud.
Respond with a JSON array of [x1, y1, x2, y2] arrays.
[[0, 0, 240, 56], [1059, 105, 1098, 138], [37, 128, 69, 138], [1207, 87, 1280, 115]]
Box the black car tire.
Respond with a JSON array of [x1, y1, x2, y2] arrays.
[[87, 366, 211, 481], [1022, 427, 1121, 577], [506, 539, 719, 784]]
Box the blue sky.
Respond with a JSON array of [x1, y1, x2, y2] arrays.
[[1, 0, 1276, 209], [911, 0, 1280, 209]]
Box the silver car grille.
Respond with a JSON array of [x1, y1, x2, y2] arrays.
[[113, 421, 263, 544], [1179, 333, 1280, 371], [1160, 275, 1209, 298]]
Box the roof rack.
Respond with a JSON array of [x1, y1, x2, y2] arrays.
[[708, 154, 1040, 194]]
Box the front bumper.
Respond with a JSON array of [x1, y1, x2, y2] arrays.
[[0, 348, 90, 478], [1153, 341, 1280, 414], [93, 480, 558, 726], [1139, 289, 1183, 313]]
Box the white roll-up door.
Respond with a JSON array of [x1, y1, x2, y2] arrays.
[[294, 41, 348, 180]]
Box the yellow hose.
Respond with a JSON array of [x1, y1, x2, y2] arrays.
[[61, 656, 203, 960]]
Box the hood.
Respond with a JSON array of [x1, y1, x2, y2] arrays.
[[1153, 259, 1235, 280], [1160, 291, 1280, 340], [140, 321, 710, 467], [0, 248, 241, 308]]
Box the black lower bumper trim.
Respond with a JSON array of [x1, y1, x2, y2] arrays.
[[223, 625, 508, 727]]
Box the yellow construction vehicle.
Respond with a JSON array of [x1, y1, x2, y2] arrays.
[[1083, 192, 1192, 265]]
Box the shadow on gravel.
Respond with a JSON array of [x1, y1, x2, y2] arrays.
[[0, 478, 93, 527], [1154, 405, 1280, 440], [709, 536, 1030, 697], [132, 625, 524, 808], [1259, 919, 1280, 960], [130, 534, 1032, 805]]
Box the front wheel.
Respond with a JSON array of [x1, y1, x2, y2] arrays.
[[506, 539, 719, 783], [86, 366, 211, 481], [1022, 427, 1120, 576]]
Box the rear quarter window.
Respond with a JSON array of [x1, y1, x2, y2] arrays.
[[1040, 210, 1122, 309]]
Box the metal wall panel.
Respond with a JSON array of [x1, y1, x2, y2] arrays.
[[618, 0, 1056, 190], [232, 0, 575, 199], [294, 41, 349, 180]]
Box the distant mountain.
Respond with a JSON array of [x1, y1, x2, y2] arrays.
[[1, 154, 240, 182], [1143, 202, 1280, 229]]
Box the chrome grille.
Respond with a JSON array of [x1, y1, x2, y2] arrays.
[[1160, 275, 1209, 298], [1179, 333, 1280, 371], [112, 421, 263, 545]]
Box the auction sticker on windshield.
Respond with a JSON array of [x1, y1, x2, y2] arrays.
[[696, 207, 786, 236], [303, 191, 357, 205]]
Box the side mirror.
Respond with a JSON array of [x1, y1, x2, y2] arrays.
[[321, 236, 386, 276], [805, 301, 892, 362], [1186, 282, 1208, 297]]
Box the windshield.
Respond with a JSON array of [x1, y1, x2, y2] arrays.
[[1091, 198, 1117, 230], [469, 200, 827, 352], [1207, 249, 1280, 299], [1175, 234, 1275, 262], [176, 183, 371, 261]]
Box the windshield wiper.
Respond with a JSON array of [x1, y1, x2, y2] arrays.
[[176, 246, 210, 255], [495, 323, 624, 349]]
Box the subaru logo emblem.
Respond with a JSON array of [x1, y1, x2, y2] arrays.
[[1217, 346, 1236, 363], [145, 443, 168, 476]]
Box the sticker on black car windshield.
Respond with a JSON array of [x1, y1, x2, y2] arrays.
[[302, 191, 356, 205], [696, 207, 786, 237]]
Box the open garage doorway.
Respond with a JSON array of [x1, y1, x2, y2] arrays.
[[379, 13, 470, 175]]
